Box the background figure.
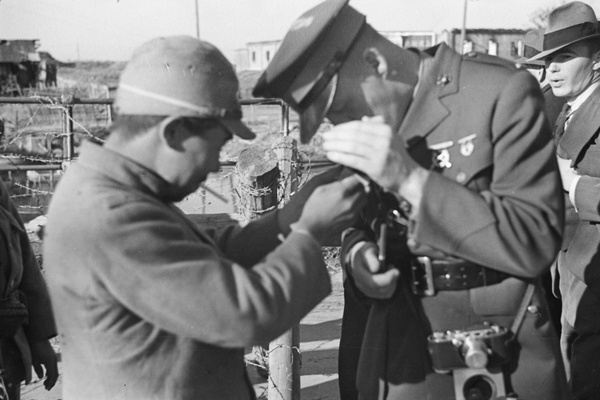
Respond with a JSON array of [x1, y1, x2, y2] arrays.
[[253, 0, 568, 399], [0, 179, 58, 400], [528, 2, 600, 399], [517, 28, 568, 336], [36, 60, 46, 91], [43, 35, 366, 400], [517, 28, 569, 126]]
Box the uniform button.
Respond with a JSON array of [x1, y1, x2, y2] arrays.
[[407, 238, 417, 247], [456, 172, 467, 183], [527, 305, 539, 314]]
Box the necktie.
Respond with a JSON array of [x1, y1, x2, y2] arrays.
[[554, 103, 572, 158]]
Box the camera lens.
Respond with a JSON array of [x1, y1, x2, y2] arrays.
[[463, 375, 494, 400], [462, 336, 489, 369]]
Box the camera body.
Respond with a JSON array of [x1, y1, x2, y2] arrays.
[[427, 323, 515, 400]]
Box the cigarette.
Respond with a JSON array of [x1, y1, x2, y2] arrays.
[[200, 184, 229, 204]]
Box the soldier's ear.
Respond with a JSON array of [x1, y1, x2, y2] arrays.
[[363, 47, 389, 79], [158, 116, 185, 151]]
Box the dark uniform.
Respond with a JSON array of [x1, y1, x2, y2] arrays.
[[254, 1, 569, 399]]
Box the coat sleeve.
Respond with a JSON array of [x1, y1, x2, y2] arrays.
[[411, 70, 564, 278], [0, 180, 57, 343], [94, 199, 330, 349], [573, 175, 600, 222]]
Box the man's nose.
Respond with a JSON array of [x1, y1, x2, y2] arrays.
[[546, 62, 559, 73]]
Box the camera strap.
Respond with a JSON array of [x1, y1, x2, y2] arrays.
[[510, 281, 537, 337]]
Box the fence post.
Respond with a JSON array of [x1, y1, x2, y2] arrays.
[[268, 135, 300, 400], [61, 97, 75, 161], [236, 145, 279, 222]]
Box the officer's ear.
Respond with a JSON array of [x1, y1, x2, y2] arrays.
[[363, 47, 389, 79]]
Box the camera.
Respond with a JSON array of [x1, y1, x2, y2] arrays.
[[428, 323, 515, 400]]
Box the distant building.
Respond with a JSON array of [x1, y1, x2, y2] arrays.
[[442, 28, 528, 60], [0, 39, 41, 95], [233, 40, 280, 72], [236, 28, 530, 73]]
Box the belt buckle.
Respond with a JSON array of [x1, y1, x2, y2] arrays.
[[411, 256, 436, 296]]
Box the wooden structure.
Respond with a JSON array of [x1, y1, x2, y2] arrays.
[[0, 39, 40, 95]]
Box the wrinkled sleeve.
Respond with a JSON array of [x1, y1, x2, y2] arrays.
[[412, 71, 564, 278], [96, 200, 330, 348], [573, 175, 600, 223], [0, 180, 56, 342]]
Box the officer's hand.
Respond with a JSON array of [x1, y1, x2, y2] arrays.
[[295, 175, 367, 244], [556, 156, 579, 192], [278, 165, 345, 234], [350, 241, 399, 299], [30, 339, 59, 390], [322, 116, 426, 195]]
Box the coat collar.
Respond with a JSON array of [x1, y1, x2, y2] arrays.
[[396, 43, 461, 148], [559, 84, 600, 163], [77, 140, 183, 202], [76, 140, 221, 247]]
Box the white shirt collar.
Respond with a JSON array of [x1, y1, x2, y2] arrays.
[[568, 81, 600, 112]]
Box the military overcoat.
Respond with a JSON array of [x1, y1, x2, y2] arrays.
[[340, 43, 569, 400]]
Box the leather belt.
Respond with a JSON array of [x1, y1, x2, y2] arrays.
[[410, 257, 510, 296]]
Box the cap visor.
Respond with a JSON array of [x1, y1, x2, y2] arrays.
[[220, 119, 256, 140]]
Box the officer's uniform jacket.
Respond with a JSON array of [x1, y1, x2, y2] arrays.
[[341, 43, 568, 400], [555, 85, 600, 328], [43, 141, 331, 400], [0, 179, 56, 383]]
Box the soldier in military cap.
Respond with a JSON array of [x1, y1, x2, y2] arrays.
[[254, 1, 568, 399], [528, 2, 600, 399], [43, 35, 366, 400]]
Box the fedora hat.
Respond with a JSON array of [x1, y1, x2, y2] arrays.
[[516, 28, 545, 67], [528, 1, 600, 61]]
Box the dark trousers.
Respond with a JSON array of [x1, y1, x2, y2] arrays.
[[562, 289, 600, 400], [0, 338, 24, 400], [338, 278, 371, 400]]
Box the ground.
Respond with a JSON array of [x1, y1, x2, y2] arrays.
[[21, 269, 346, 400]]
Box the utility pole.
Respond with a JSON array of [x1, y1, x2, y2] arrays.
[[195, 0, 200, 39], [460, 0, 468, 54]]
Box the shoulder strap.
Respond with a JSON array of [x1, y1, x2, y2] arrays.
[[510, 281, 537, 336]]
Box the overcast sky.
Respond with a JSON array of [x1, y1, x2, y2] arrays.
[[2, 0, 600, 62]]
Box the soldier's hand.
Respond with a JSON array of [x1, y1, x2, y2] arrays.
[[295, 175, 367, 244], [278, 165, 346, 234], [350, 241, 400, 299], [322, 116, 416, 192], [323, 116, 429, 211]]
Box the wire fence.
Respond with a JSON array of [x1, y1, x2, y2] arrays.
[[0, 95, 334, 219]]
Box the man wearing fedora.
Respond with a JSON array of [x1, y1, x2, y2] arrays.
[[254, 0, 568, 399], [528, 2, 600, 398], [42, 35, 367, 399], [517, 28, 567, 335]]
